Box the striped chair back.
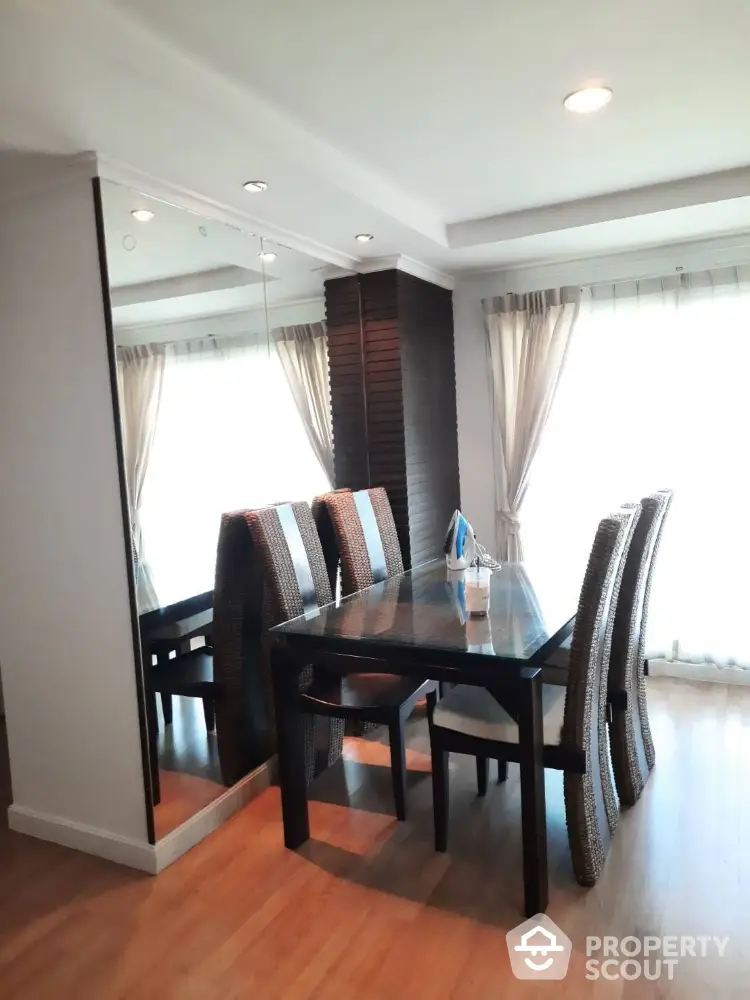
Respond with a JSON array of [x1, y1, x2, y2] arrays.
[[562, 504, 639, 886], [318, 487, 404, 596], [609, 489, 673, 804]]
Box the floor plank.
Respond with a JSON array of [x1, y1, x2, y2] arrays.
[[0, 678, 748, 998]]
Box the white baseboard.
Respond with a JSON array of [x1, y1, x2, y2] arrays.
[[7, 804, 158, 872], [154, 758, 274, 872], [7, 758, 276, 875], [649, 658, 750, 685]]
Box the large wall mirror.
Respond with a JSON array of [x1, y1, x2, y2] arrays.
[[99, 180, 331, 840]]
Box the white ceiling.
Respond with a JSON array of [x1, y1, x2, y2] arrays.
[[101, 180, 327, 328], [3, 0, 750, 275]]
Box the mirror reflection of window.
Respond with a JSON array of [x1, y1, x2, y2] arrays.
[[135, 334, 330, 611], [101, 179, 332, 839]]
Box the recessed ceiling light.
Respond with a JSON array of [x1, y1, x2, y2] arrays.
[[563, 86, 613, 114], [355, 233, 374, 242], [258, 251, 277, 262], [131, 208, 154, 222], [243, 180, 268, 193]]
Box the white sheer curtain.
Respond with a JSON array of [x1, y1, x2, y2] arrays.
[[273, 322, 334, 485], [116, 344, 166, 611], [137, 332, 330, 612], [484, 288, 581, 560], [522, 266, 750, 669]]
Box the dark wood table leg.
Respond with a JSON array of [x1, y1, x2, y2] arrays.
[[270, 644, 310, 849], [518, 666, 548, 916], [145, 686, 161, 806]]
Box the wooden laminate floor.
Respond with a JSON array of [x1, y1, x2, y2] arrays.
[[1, 678, 748, 999]]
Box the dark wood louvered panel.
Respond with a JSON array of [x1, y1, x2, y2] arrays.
[[325, 269, 458, 570], [398, 272, 460, 566], [325, 275, 370, 491]]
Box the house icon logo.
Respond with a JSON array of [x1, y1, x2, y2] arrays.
[[506, 913, 573, 980]]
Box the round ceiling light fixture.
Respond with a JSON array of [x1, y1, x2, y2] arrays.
[[243, 180, 268, 193], [131, 208, 154, 222], [563, 86, 613, 114], [355, 233, 374, 242], [258, 251, 277, 262]]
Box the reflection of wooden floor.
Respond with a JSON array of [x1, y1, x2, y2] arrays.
[[2, 680, 750, 998], [154, 769, 225, 839], [153, 694, 226, 837]]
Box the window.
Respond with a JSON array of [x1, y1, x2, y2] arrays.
[[139, 336, 330, 609], [522, 271, 750, 667]]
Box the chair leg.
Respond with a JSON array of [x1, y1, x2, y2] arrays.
[[202, 697, 215, 733], [426, 687, 438, 716], [476, 756, 488, 796], [497, 759, 508, 783], [388, 719, 408, 821], [160, 693, 173, 726], [431, 739, 449, 852]]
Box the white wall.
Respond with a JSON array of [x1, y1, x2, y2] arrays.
[[453, 232, 750, 558], [0, 160, 149, 846]]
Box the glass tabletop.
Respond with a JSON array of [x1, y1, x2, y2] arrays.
[[271, 559, 579, 663]]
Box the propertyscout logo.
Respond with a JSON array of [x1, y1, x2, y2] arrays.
[[506, 915, 728, 982], [506, 915, 572, 980]]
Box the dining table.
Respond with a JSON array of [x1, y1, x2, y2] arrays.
[[269, 558, 578, 917]]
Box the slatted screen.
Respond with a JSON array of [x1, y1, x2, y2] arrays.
[[325, 269, 459, 570]]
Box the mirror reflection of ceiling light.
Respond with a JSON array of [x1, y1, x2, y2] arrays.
[[355, 233, 375, 242], [243, 180, 268, 192], [563, 86, 613, 114], [258, 251, 277, 262], [131, 208, 154, 222]]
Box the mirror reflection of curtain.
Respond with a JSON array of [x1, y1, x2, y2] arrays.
[[273, 322, 334, 486], [135, 332, 330, 612], [115, 344, 166, 611]]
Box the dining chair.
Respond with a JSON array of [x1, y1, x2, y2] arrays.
[[213, 507, 345, 788], [428, 505, 639, 887], [315, 487, 404, 597], [247, 499, 436, 820], [608, 490, 673, 806], [311, 488, 351, 596]]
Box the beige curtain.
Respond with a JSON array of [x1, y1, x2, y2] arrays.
[[273, 323, 334, 485], [484, 288, 581, 561], [116, 344, 166, 611]]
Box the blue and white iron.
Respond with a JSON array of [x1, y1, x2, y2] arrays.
[[444, 509, 501, 571], [444, 510, 477, 570]]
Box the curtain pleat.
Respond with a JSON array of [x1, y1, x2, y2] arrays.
[[483, 288, 581, 561], [273, 323, 334, 486], [115, 344, 166, 611]]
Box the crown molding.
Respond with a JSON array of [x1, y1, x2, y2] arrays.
[[457, 228, 750, 295], [111, 265, 267, 309], [448, 165, 750, 249], [113, 294, 325, 336], [356, 254, 455, 290], [94, 153, 361, 272]]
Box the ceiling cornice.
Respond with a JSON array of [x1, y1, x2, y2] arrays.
[[95, 153, 362, 271], [110, 265, 266, 309], [113, 294, 325, 337], [458, 227, 750, 295], [359, 254, 454, 290], [447, 165, 750, 249]]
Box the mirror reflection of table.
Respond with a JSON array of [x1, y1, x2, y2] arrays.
[[138, 591, 214, 806]]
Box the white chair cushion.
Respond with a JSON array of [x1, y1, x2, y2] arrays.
[[433, 684, 566, 747]]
